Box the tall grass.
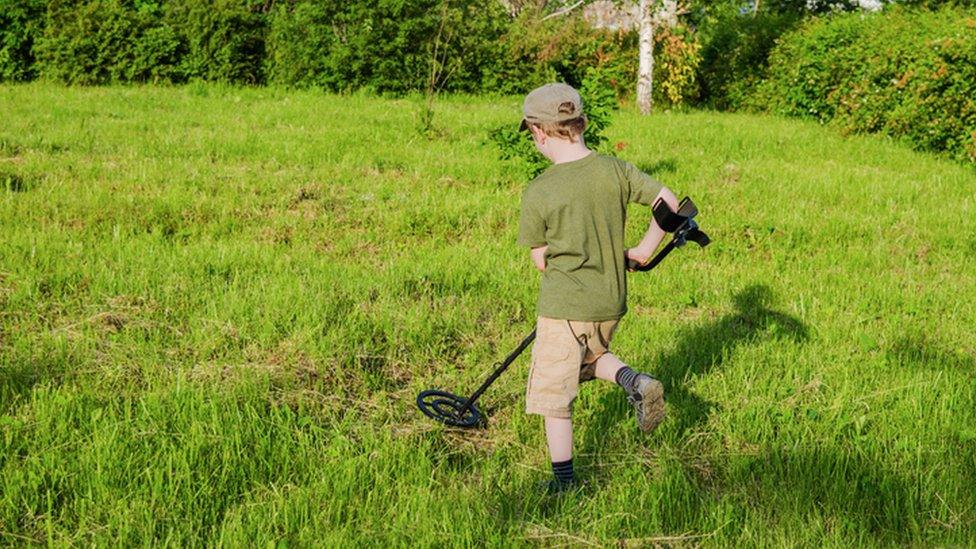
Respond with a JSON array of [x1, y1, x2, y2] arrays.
[[0, 83, 974, 545]]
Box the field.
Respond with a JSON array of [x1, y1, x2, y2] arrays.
[[1, 84, 975, 546]]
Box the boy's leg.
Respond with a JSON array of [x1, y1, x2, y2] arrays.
[[593, 351, 626, 382], [525, 317, 585, 489], [544, 416, 574, 486], [593, 352, 666, 433]]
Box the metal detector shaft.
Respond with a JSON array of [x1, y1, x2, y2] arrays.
[[457, 329, 537, 416], [629, 239, 677, 272], [417, 196, 710, 428], [455, 236, 681, 417]]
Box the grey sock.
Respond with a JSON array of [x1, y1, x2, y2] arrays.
[[614, 366, 640, 393]]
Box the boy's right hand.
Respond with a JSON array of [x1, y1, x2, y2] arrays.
[[625, 247, 652, 271]]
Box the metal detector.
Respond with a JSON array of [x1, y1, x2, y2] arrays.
[[416, 196, 711, 429]]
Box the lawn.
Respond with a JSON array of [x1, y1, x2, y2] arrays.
[[1, 83, 974, 546]]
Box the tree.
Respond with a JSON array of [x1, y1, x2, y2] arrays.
[[637, 0, 682, 115]]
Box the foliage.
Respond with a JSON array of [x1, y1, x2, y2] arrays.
[[0, 0, 46, 81], [471, 4, 640, 98], [32, 0, 267, 85], [265, 0, 509, 93], [654, 24, 702, 106], [754, 6, 976, 163], [5, 0, 745, 103], [759, 0, 860, 14], [488, 67, 620, 179], [697, 11, 801, 110], [162, 0, 269, 84], [36, 0, 167, 84]]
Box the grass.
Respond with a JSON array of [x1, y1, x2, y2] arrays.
[[1, 82, 974, 546]]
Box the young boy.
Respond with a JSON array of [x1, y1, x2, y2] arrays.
[[517, 83, 679, 492]]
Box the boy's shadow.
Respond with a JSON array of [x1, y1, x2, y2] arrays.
[[582, 284, 809, 452]]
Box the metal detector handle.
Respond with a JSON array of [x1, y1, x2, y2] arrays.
[[627, 240, 677, 272], [627, 196, 709, 272]]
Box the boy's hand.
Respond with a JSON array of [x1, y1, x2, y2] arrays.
[[625, 247, 652, 271], [531, 245, 548, 272]]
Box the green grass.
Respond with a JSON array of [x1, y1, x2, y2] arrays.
[[1, 83, 975, 546]]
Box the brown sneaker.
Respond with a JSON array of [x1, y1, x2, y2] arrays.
[[628, 375, 665, 433]]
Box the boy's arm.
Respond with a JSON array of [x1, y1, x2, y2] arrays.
[[530, 246, 548, 272], [626, 186, 680, 267], [518, 188, 548, 271]]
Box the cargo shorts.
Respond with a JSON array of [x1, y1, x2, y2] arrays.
[[525, 316, 620, 418]]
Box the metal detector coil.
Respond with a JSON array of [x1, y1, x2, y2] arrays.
[[416, 389, 483, 428], [417, 196, 711, 428]]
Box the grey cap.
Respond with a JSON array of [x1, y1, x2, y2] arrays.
[[519, 83, 583, 131]]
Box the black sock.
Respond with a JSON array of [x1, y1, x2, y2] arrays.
[[615, 366, 639, 393], [551, 459, 574, 484]]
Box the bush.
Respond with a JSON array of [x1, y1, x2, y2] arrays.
[[266, 0, 510, 94], [162, 0, 268, 84], [34, 0, 268, 85], [482, 7, 705, 106], [0, 0, 46, 82], [755, 6, 976, 163], [36, 0, 151, 84], [654, 24, 702, 106], [697, 12, 800, 110]]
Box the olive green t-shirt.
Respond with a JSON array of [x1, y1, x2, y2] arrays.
[[517, 152, 663, 321]]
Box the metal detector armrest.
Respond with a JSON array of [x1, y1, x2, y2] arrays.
[[627, 196, 710, 272]]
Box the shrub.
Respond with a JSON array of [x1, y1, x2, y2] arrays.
[[654, 24, 702, 106], [266, 0, 510, 93], [482, 7, 704, 106], [162, 0, 269, 85], [697, 11, 800, 109], [36, 0, 147, 84], [0, 0, 46, 82], [34, 0, 268, 85], [755, 6, 976, 163]]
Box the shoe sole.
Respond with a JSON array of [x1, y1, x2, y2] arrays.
[[637, 379, 666, 433]]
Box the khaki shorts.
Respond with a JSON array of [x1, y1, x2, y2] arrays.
[[525, 316, 620, 418]]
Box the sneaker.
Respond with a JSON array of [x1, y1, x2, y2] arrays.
[[540, 477, 581, 496], [628, 375, 665, 433]]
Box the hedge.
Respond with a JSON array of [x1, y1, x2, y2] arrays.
[[2, 0, 700, 103], [754, 6, 976, 163]]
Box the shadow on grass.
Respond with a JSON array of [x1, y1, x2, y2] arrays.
[[715, 446, 925, 543], [638, 158, 678, 177], [886, 337, 975, 373], [0, 340, 72, 415], [580, 284, 808, 453]]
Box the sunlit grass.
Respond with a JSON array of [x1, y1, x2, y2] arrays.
[[1, 83, 974, 545]]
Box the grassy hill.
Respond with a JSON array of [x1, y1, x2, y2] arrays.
[[1, 84, 974, 545]]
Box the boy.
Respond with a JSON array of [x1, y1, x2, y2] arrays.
[[517, 83, 679, 492]]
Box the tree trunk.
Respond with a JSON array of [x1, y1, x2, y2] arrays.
[[637, 0, 654, 115]]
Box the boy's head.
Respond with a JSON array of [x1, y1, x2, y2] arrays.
[[520, 83, 587, 153]]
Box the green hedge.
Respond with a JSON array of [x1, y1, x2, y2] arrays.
[[697, 12, 800, 110], [754, 6, 976, 163], [32, 0, 267, 85], [0, 0, 45, 81], [264, 0, 511, 93], [1, 0, 691, 100], [263, 1, 644, 96]]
